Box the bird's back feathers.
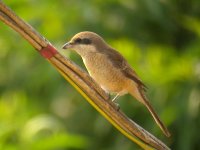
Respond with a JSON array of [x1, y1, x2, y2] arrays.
[[105, 47, 147, 90]]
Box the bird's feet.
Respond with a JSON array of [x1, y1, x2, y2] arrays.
[[113, 102, 120, 111], [108, 94, 120, 111]]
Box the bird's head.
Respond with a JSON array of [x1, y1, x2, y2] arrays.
[[62, 31, 108, 56]]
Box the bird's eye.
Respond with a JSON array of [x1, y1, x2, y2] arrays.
[[82, 38, 91, 44], [74, 38, 82, 43]]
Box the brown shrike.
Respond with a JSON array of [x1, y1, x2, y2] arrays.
[[62, 31, 170, 137]]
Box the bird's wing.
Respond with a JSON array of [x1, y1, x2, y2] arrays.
[[123, 66, 147, 90], [106, 47, 147, 90]]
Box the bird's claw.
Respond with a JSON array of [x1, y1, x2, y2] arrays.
[[113, 102, 120, 111], [107, 94, 120, 111]]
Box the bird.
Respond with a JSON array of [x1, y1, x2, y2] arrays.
[[62, 31, 171, 137]]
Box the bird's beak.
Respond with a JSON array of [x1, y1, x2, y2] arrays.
[[62, 42, 73, 49]]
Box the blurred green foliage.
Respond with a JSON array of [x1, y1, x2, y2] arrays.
[[0, 0, 200, 150]]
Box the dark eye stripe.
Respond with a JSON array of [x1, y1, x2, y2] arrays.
[[74, 38, 81, 43], [82, 38, 91, 44], [74, 38, 91, 45]]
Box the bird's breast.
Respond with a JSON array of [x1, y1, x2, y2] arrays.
[[82, 53, 129, 94]]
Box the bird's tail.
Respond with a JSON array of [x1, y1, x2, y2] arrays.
[[129, 86, 171, 137]]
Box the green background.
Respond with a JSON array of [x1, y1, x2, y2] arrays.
[[0, 0, 199, 150]]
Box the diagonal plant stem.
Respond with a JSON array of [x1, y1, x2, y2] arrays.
[[0, 1, 170, 150]]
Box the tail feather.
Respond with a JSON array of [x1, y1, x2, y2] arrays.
[[129, 86, 171, 137], [141, 94, 171, 137]]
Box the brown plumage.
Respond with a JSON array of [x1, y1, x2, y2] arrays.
[[62, 31, 171, 137]]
